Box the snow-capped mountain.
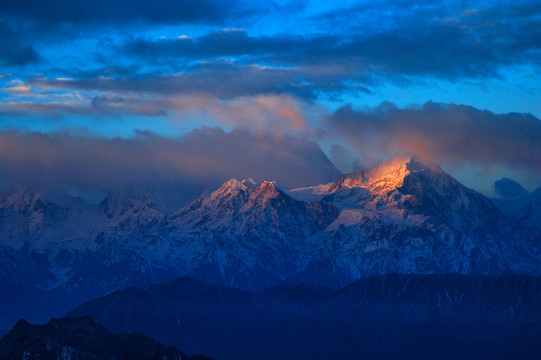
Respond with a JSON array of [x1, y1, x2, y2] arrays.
[[494, 187, 541, 230], [314, 154, 506, 232], [99, 191, 168, 231], [0, 155, 540, 328], [282, 155, 538, 286], [171, 178, 336, 235], [0, 187, 104, 251], [151, 178, 339, 289]]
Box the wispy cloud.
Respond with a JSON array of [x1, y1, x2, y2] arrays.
[[1, 80, 31, 93], [0, 79, 312, 134], [28, 63, 322, 99]]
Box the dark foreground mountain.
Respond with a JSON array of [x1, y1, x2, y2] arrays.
[[0, 316, 212, 360], [68, 275, 541, 360]]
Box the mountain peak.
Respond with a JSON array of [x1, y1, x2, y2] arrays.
[[209, 179, 250, 201], [0, 186, 43, 212], [220, 178, 247, 191], [252, 181, 281, 197], [329, 154, 440, 194]]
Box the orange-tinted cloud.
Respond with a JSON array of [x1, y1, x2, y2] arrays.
[[170, 94, 308, 134], [328, 101, 541, 176]]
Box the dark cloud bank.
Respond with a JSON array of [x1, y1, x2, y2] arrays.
[[117, 1, 541, 85], [45, 4, 540, 101], [1, 1, 540, 200], [0, 23, 39, 66], [7, 0, 539, 99], [1, 0, 239, 26], [328, 102, 541, 177], [2, 101, 541, 203], [0, 128, 341, 204]]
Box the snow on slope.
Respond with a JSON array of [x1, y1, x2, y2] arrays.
[[287, 183, 333, 202], [0, 187, 106, 251], [100, 191, 168, 231], [328, 154, 431, 194], [0, 155, 539, 303]]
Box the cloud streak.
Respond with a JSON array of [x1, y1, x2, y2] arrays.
[[0, 86, 312, 135], [29, 63, 322, 100]]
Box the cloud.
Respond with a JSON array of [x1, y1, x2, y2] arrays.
[[0, 83, 311, 134], [124, 29, 301, 60], [1, 0, 241, 26], [5, 1, 539, 110], [88, 94, 167, 117], [169, 94, 310, 133], [118, 1, 541, 81], [1, 80, 31, 93], [493, 178, 529, 198], [327, 101, 541, 177], [0, 128, 341, 205], [1, 101, 90, 118], [29, 63, 322, 100], [0, 22, 39, 66]]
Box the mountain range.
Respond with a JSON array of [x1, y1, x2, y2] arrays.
[[66, 274, 541, 360], [1, 154, 540, 328]]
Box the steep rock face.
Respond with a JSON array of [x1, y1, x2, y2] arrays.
[[170, 179, 253, 229], [99, 191, 168, 231], [329, 154, 417, 194], [516, 187, 541, 229]]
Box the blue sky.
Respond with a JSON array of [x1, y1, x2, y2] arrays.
[[0, 0, 540, 197]]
